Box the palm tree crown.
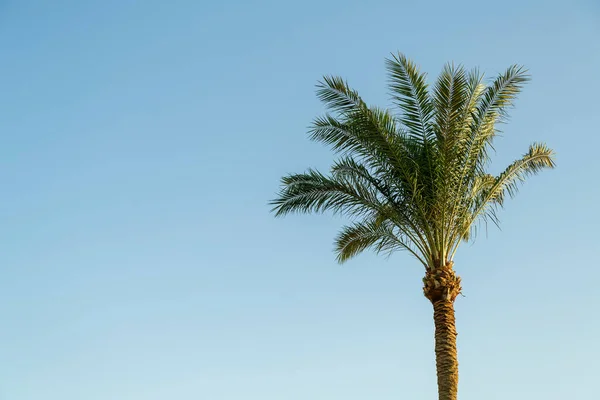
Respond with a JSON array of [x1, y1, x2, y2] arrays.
[[271, 53, 555, 272]]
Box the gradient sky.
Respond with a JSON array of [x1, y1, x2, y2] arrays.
[[1, 1, 599, 399]]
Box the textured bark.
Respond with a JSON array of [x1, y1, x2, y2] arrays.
[[423, 261, 461, 303], [423, 262, 461, 400], [432, 299, 459, 400]]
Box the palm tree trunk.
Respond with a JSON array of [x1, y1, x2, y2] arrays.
[[432, 299, 458, 400], [423, 262, 462, 400]]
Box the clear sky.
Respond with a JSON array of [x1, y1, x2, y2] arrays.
[[1, 0, 598, 399]]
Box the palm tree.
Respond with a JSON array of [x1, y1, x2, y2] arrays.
[[270, 53, 555, 400]]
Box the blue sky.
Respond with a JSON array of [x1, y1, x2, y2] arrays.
[[1, 0, 599, 399]]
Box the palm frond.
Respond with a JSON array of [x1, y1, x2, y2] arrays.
[[432, 63, 469, 143], [335, 218, 427, 265], [316, 76, 364, 116], [270, 169, 382, 218], [451, 66, 529, 191], [386, 52, 434, 142], [456, 142, 555, 247], [486, 142, 556, 207], [472, 65, 530, 132]]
